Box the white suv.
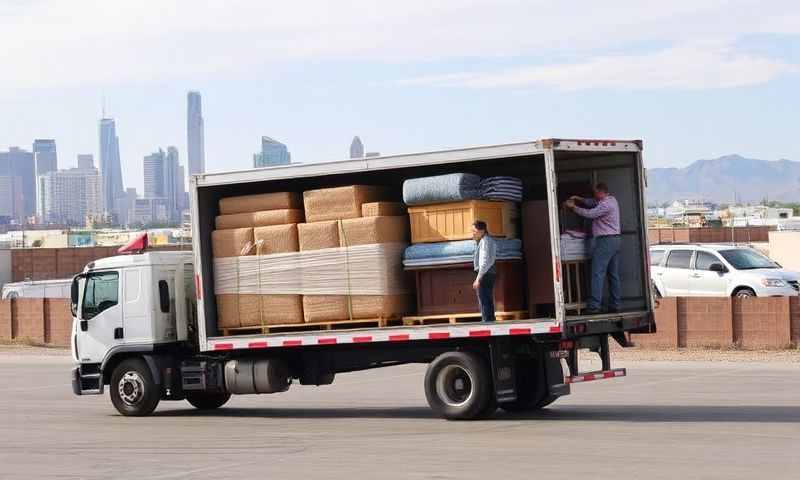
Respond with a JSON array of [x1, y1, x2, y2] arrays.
[[650, 244, 799, 298]]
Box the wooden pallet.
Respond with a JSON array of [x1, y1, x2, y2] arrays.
[[220, 317, 404, 336], [401, 310, 527, 326]]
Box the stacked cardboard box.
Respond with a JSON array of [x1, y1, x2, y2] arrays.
[[299, 186, 412, 323], [212, 192, 305, 329], [212, 227, 260, 329]]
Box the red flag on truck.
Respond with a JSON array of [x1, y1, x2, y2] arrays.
[[118, 233, 148, 254]]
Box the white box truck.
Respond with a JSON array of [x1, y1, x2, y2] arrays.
[[70, 138, 655, 419]]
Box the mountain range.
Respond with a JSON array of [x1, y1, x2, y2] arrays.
[[646, 154, 800, 205]]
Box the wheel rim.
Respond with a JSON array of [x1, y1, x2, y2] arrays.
[[736, 290, 753, 298], [118, 371, 145, 406], [435, 365, 474, 408]]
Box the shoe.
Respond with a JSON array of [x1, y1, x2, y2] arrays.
[[608, 307, 621, 314]]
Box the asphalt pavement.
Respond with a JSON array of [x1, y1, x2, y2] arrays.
[[1, 350, 798, 480]]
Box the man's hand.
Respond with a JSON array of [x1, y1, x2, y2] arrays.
[[472, 279, 480, 290], [565, 199, 576, 209], [569, 195, 583, 202]]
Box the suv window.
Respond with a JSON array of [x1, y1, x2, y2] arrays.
[[666, 250, 693, 269], [694, 251, 721, 271], [82, 271, 119, 320], [650, 250, 665, 266]]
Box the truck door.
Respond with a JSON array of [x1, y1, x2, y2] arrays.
[[75, 270, 123, 364]]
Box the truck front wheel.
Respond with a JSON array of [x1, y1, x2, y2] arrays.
[[109, 358, 160, 416], [185, 391, 231, 410], [424, 351, 492, 420]]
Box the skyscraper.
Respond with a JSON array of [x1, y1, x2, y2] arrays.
[[77, 154, 94, 170], [350, 136, 364, 159], [187, 91, 205, 178], [143, 149, 166, 199], [32, 139, 57, 177], [143, 147, 184, 223], [39, 166, 103, 225], [99, 117, 124, 220], [0, 147, 35, 218], [253, 137, 291, 167]]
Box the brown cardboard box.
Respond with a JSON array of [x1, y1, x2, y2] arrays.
[[361, 202, 405, 217], [236, 294, 304, 327], [303, 185, 389, 223], [351, 294, 414, 319], [212, 228, 256, 329], [253, 224, 299, 254], [298, 221, 340, 251], [212, 228, 255, 258], [219, 192, 302, 214], [339, 216, 408, 246], [215, 209, 304, 230]]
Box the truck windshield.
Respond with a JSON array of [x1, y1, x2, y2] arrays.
[[82, 271, 119, 319], [719, 249, 779, 270]]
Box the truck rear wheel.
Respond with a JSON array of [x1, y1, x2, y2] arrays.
[[109, 358, 160, 416], [424, 351, 492, 420], [185, 391, 231, 410]]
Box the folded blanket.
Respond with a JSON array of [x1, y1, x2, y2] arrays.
[[403, 252, 523, 268], [404, 238, 523, 260], [402, 173, 482, 206], [480, 176, 523, 202]]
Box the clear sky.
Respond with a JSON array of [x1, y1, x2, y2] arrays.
[[1, 1, 799, 192]]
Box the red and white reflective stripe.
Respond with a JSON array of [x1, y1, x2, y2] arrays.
[[565, 368, 626, 384], [208, 320, 561, 351]]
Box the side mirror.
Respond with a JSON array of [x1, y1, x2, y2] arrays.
[[70, 276, 80, 317], [709, 263, 727, 273]]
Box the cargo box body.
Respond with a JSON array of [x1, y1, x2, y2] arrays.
[[191, 139, 654, 352]]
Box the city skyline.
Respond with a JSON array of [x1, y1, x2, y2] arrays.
[[98, 117, 124, 220], [253, 136, 291, 168]]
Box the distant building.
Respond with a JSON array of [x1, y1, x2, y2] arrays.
[[32, 139, 57, 177], [130, 198, 169, 225], [0, 147, 35, 219], [98, 117, 125, 220], [0, 176, 24, 221], [77, 154, 94, 170], [253, 136, 291, 167], [143, 147, 185, 223], [39, 167, 103, 225], [187, 91, 205, 177], [350, 136, 364, 159]]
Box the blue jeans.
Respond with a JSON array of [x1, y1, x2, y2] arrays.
[[589, 236, 621, 311], [476, 272, 496, 322]]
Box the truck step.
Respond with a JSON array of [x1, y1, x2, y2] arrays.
[[220, 317, 404, 336], [401, 310, 526, 326], [564, 368, 627, 384]]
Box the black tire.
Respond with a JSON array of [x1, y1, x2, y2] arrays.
[[499, 356, 562, 413], [425, 351, 492, 420], [734, 287, 756, 298], [109, 358, 160, 416], [185, 391, 231, 410]]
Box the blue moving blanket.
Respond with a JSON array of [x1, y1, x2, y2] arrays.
[[402, 173, 482, 206], [403, 238, 523, 267]]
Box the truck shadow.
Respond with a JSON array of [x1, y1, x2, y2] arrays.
[[151, 404, 800, 422]]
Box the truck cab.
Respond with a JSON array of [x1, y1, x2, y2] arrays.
[[71, 251, 195, 395]]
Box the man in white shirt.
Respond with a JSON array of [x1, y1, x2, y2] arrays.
[[472, 220, 498, 322]]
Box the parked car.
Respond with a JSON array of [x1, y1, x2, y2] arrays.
[[650, 244, 800, 298]]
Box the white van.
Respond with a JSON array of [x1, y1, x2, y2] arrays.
[[1, 278, 73, 300], [650, 244, 799, 298]]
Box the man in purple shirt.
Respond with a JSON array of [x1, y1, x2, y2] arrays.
[[565, 183, 622, 314]]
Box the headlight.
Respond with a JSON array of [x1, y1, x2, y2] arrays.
[[761, 278, 786, 287]]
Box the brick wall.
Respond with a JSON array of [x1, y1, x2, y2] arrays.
[[678, 297, 733, 348], [0, 300, 11, 341], [633, 297, 678, 348], [13, 298, 45, 343], [733, 297, 792, 349], [45, 298, 73, 346], [789, 297, 800, 346], [648, 226, 773, 245]]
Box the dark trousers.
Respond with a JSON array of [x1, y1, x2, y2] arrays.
[[589, 235, 622, 311], [476, 272, 496, 322]]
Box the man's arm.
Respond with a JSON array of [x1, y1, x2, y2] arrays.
[[573, 200, 610, 219]]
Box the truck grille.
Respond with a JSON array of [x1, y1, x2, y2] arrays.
[[789, 280, 799, 291]]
